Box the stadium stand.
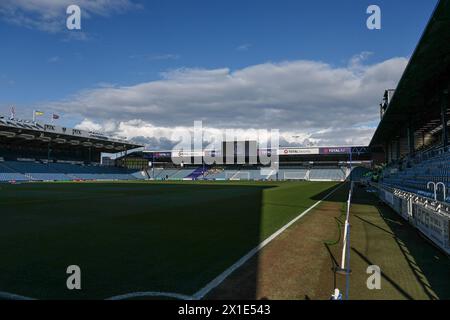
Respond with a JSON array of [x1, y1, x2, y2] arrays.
[[139, 166, 358, 182], [204, 168, 227, 180], [186, 167, 205, 180], [368, 0, 450, 254], [0, 160, 142, 182], [169, 168, 197, 180], [0, 115, 144, 182], [380, 147, 450, 201], [0, 161, 29, 181], [279, 168, 308, 180], [309, 168, 347, 181], [118, 145, 372, 182]]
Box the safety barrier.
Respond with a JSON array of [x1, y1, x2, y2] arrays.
[[374, 183, 450, 255]]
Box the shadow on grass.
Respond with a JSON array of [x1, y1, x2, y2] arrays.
[[1, 182, 271, 299], [310, 182, 347, 202], [207, 181, 349, 300], [322, 196, 350, 294], [1, 181, 353, 300], [352, 187, 450, 300], [351, 248, 414, 300]]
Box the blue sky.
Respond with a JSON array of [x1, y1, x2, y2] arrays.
[[0, 0, 439, 148]]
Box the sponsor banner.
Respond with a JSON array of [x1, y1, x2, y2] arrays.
[[153, 152, 171, 158], [277, 148, 319, 156], [320, 147, 351, 155], [172, 150, 204, 158]]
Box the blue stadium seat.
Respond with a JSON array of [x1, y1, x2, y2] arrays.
[[0, 160, 145, 182], [381, 150, 450, 202]]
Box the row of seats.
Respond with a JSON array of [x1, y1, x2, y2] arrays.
[[147, 167, 349, 181], [0, 161, 354, 183], [309, 169, 347, 181], [0, 160, 143, 182], [381, 151, 450, 202]]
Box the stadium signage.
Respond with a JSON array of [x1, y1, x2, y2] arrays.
[[153, 152, 171, 158], [277, 148, 319, 155], [173, 150, 204, 158], [170, 121, 279, 172], [320, 147, 351, 154], [0, 117, 134, 145]]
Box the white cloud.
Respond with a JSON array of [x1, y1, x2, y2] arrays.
[[74, 118, 376, 150], [236, 43, 252, 52], [48, 55, 408, 148], [129, 53, 180, 61], [348, 51, 373, 70], [0, 0, 138, 33]]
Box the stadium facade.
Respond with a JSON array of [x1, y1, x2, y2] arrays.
[[0, 117, 144, 181], [0, 115, 371, 182], [117, 146, 371, 181]]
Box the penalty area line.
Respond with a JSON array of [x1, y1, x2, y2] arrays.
[[193, 182, 346, 300]]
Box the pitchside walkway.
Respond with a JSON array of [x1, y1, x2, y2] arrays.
[[340, 186, 450, 300], [207, 183, 350, 299], [208, 183, 450, 300]]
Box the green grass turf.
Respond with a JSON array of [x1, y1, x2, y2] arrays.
[[0, 180, 338, 299], [338, 186, 450, 300]]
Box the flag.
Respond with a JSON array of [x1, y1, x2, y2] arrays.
[[52, 114, 60, 120], [33, 110, 44, 122], [9, 106, 15, 120]]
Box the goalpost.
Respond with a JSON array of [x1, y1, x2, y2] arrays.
[[225, 171, 250, 180]]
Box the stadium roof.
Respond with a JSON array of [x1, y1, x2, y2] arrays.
[[0, 117, 143, 152], [370, 0, 450, 146]]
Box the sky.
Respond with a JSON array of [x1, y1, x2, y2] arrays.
[[0, 0, 440, 150]]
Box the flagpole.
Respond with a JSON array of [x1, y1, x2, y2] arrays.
[[33, 110, 35, 122]]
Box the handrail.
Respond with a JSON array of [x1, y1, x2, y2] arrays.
[[373, 182, 450, 218]]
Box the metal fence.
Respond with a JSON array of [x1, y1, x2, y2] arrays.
[[374, 183, 450, 255]]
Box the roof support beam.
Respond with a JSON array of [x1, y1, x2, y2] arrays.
[[407, 122, 415, 155], [441, 89, 449, 148]]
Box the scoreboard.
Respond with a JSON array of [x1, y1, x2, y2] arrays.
[[222, 141, 258, 164]]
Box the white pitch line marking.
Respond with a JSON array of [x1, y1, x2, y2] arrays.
[[193, 182, 346, 300], [106, 291, 194, 300], [0, 291, 35, 300]]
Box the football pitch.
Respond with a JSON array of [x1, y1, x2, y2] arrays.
[[0, 180, 340, 300]]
